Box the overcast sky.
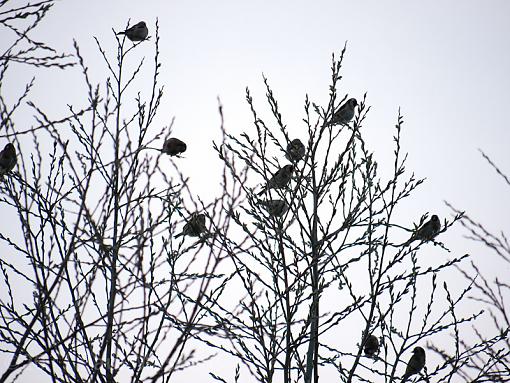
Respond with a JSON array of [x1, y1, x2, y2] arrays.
[[25, 0, 509, 267], [2, 0, 510, 381], [14, 0, 507, 230]]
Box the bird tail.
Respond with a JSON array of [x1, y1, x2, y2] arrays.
[[401, 373, 410, 383], [257, 187, 266, 196], [116, 31, 126, 35], [174, 232, 183, 239]]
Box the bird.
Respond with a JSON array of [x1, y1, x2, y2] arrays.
[[0, 143, 17, 177], [402, 346, 426, 382], [258, 164, 294, 196], [117, 21, 148, 42], [404, 215, 441, 246], [174, 213, 207, 238], [285, 139, 306, 162], [162, 138, 187, 156], [363, 334, 379, 357], [260, 199, 288, 217], [329, 98, 357, 125]]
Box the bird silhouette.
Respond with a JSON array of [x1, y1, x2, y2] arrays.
[[117, 21, 148, 42], [258, 165, 294, 195], [175, 213, 207, 238], [285, 139, 306, 162], [402, 346, 425, 383], [260, 199, 288, 217], [363, 334, 379, 357], [163, 138, 187, 156], [0, 143, 17, 177], [403, 215, 441, 246], [329, 98, 357, 125]]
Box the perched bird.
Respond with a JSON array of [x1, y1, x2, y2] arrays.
[[402, 346, 426, 382], [258, 164, 294, 196], [285, 139, 306, 162], [260, 199, 288, 217], [0, 143, 17, 177], [363, 334, 380, 357], [162, 138, 187, 156], [175, 213, 207, 238], [117, 21, 148, 42], [329, 98, 357, 125], [404, 215, 441, 245]]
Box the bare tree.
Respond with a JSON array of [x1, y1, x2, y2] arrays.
[[0, 0, 74, 69], [196, 49, 504, 383], [0, 6, 237, 382], [1, 3, 507, 383], [439, 150, 510, 382]]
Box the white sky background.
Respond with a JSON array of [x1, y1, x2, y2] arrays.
[[2, 0, 510, 381], [21, 0, 509, 234]]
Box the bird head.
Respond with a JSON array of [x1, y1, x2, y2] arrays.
[[284, 164, 294, 174], [290, 139, 302, 148], [431, 215, 439, 222], [136, 21, 147, 28], [364, 334, 379, 353], [413, 346, 425, 357], [196, 214, 206, 225], [176, 139, 187, 150], [4, 143, 15, 153], [348, 98, 358, 108]]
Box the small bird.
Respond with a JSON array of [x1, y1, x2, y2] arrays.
[[329, 98, 357, 125], [162, 138, 187, 156], [258, 165, 294, 196], [363, 334, 379, 357], [0, 143, 17, 177], [404, 215, 441, 245], [117, 21, 148, 42], [260, 199, 288, 217], [175, 213, 207, 238], [402, 346, 426, 382], [285, 139, 306, 162]]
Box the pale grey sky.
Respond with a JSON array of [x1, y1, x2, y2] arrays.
[[18, 0, 508, 266], [2, 0, 510, 381], [16, 0, 508, 229]]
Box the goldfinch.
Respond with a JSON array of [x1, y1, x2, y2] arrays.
[[363, 334, 379, 357], [285, 139, 306, 162], [329, 98, 357, 125], [175, 213, 206, 238], [260, 199, 288, 217], [402, 346, 425, 382], [117, 21, 148, 42], [163, 138, 187, 156], [0, 143, 17, 177], [405, 215, 441, 245], [258, 164, 294, 195]]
